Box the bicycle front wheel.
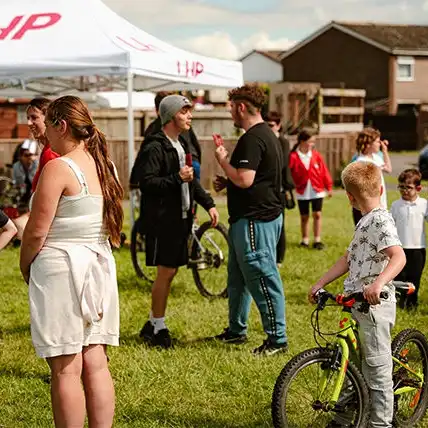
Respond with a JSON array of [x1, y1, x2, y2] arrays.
[[392, 328, 428, 427], [191, 221, 229, 298], [130, 220, 157, 283], [272, 347, 370, 428]]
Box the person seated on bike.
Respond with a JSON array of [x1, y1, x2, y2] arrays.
[[129, 91, 203, 189], [137, 94, 219, 349], [309, 161, 406, 428], [12, 140, 38, 207], [0, 209, 17, 250]]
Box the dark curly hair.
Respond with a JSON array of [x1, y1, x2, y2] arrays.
[[398, 168, 422, 186], [356, 127, 380, 154], [228, 84, 266, 114]]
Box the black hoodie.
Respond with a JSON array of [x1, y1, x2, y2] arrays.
[[137, 131, 215, 235]]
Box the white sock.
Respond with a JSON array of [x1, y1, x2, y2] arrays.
[[149, 311, 154, 325], [302, 237, 309, 245], [152, 317, 167, 334], [314, 236, 321, 243]]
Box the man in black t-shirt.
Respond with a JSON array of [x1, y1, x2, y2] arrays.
[[213, 84, 288, 356], [0, 209, 17, 250]]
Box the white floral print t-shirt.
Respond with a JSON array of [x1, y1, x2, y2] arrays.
[[344, 208, 401, 294]]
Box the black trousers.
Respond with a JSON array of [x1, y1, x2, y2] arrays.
[[396, 248, 426, 308]]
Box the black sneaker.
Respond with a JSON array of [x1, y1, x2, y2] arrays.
[[215, 328, 247, 344], [253, 339, 288, 356], [313, 242, 325, 250], [151, 328, 173, 349], [139, 321, 154, 342], [299, 241, 309, 248]]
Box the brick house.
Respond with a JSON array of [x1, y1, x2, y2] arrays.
[[280, 21, 428, 116]]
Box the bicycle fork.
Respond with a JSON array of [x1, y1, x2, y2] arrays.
[[318, 338, 351, 412]]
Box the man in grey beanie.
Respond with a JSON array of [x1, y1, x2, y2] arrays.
[[136, 94, 219, 349]]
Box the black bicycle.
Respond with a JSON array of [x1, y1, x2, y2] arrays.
[[130, 191, 229, 298]]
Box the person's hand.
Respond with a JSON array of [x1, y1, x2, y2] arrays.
[[380, 139, 389, 152], [215, 146, 229, 164], [179, 165, 194, 182], [308, 284, 323, 304], [214, 175, 227, 192], [363, 282, 383, 305], [328, 190, 333, 198], [208, 207, 219, 227]]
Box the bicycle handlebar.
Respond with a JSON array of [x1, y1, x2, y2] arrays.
[[315, 281, 415, 310]]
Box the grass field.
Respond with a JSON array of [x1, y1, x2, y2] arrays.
[[1, 190, 428, 427]]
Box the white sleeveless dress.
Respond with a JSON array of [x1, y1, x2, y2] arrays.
[[29, 157, 119, 358]]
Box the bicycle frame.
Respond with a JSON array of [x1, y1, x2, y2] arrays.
[[188, 226, 225, 264], [318, 309, 424, 410], [318, 311, 359, 409]]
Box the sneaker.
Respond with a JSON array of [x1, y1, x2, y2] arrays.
[[313, 242, 325, 250], [214, 328, 247, 344], [151, 328, 173, 349], [139, 320, 154, 342], [253, 339, 288, 356], [299, 241, 309, 248]]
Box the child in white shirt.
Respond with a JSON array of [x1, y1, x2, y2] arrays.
[[391, 168, 428, 309]]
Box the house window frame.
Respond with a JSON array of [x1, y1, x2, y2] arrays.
[[396, 56, 415, 82]]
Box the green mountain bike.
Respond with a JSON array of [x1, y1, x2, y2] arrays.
[[272, 281, 428, 427]]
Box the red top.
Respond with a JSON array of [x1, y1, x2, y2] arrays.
[[289, 150, 333, 195], [32, 144, 60, 192]]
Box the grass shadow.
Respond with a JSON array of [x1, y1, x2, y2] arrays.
[[0, 366, 50, 384], [0, 324, 30, 337]]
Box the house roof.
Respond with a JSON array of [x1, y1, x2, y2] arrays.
[[240, 49, 285, 63], [338, 22, 428, 51], [280, 21, 428, 60]]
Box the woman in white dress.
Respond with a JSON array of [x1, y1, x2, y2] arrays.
[[20, 95, 123, 427]]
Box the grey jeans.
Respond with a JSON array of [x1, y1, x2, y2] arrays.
[[352, 300, 396, 428]]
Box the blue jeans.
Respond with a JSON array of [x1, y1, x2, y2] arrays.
[[227, 215, 287, 344]]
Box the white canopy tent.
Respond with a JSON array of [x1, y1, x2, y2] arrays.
[[0, 0, 243, 222]]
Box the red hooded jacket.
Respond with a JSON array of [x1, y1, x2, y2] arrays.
[[289, 150, 333, 195]]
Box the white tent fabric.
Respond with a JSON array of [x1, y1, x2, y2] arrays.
[[0, 0, 243, 224], [0, 0, 243, 90], [95, 92, 155, 110]]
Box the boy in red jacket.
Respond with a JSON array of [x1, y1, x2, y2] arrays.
[[289, 130, 332, 249]]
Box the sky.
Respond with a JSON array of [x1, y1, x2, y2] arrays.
[[103, 0, 428, 60]]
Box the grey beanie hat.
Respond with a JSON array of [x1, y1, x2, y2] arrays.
[[159, 95, 192, 125]]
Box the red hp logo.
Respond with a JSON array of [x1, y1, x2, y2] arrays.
[[0, 13, 61, 40]]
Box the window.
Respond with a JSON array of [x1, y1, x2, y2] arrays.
[[397, 56, 415, 82]]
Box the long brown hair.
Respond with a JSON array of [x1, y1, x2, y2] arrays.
[[27, 97, 51, 115], [355, 127, 380, 154], [46, 96, 124, 247]]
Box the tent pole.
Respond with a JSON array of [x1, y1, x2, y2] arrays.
[[127, 69, 135, 227]]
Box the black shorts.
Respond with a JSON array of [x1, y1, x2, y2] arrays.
[[145, 220, 189, 268], [297, 198, 323, 216]]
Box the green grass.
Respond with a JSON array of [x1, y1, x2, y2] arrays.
[[1, 191, 428, 427]]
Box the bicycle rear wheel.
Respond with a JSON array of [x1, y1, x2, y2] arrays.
[[272, 347, 370, 428], [191, 221, 228, 298], [130, 220, 157, 283], [392, 328, 428, 427]]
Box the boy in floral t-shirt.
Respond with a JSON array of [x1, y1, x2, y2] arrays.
[[309, 161, 406, 427]]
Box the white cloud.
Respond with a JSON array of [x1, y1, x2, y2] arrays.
[[181, 31, 296, 60]]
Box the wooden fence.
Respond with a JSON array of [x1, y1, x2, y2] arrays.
[[0, 133, 356, 196]]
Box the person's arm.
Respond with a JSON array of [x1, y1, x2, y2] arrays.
[[214, 134, 261, 189], [380, 140, 392, 173], [0, 211, 17, 250], [20, 160, 66, 283], [216, 149, 256, 189], [193, 180, 219, 226], [363, 245, 406, 305], [139, 144, 184, 195], [308, 253, 349, 302], [318, 153, 333, 195]]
